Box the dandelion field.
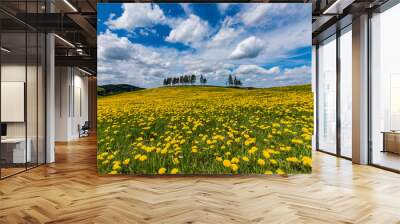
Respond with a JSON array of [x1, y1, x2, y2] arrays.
[[97, 85, 313, 175]]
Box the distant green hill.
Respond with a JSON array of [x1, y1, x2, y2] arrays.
[[97, 84, 144, 96]]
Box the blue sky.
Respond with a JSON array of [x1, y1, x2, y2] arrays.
[[98, 3, 311, 88]]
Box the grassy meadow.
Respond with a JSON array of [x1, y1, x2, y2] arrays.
[[97, 85, 313, 175]]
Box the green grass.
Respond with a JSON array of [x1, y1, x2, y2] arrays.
[[97, 85, 313, 175]]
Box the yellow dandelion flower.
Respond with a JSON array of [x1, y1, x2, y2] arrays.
[[263, 150, 271, 159], [231, 164, 239, 172], [248, 146, 258, 155], [139, 155, 148, 161], [170, 168, 179, 174], [112, 163, 121, 170], [269, 159, 278, 165], [291, 139, 304, 144], [231, 157, 240, 164], [257, 159, 265, 167], [244, 138, 256, 146], [123, 158, 130, 165], [286, 157, 300, 163], [173, 157, 180, 164], [223, 160, 231, 167], [158, 167, 166, 174], [264, 170, 273, 175], [301, 156, 312, 167], [242, 156, 249, 162]]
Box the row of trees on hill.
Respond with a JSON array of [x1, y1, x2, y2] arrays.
[[162, 74, 208, 86], [199, 75, 207, 85], [227, 75, 243, 87], [162, 74, 243, 87]]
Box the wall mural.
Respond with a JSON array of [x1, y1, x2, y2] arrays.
[[97, 3, 313, 175]]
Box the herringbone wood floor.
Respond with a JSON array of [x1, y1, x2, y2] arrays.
[[1, 136, 400, 224]]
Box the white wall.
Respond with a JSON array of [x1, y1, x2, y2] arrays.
[[55, 66, 89, 141], [55, 66, 70, 141], [72, 72, 89, 138]]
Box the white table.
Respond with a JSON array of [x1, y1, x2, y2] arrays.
[[1, 138, 31, 163]]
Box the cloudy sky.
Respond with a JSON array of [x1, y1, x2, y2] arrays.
[[98, 3, 311, 88]]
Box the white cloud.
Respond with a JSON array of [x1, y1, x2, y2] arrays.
[[98, 30, 178, 88], [230, 36, 264, 60], [208, 17, 243, 48], [180, 3, 192, 14], [138, 28, 155, 37], [106, 3, 165, 31], [236, 4, 293, 27], [274, 65, 311, 84], [166, 15, 210, 45], [99, 4, 312, 88], [239, 4, 271, 26], [210, 27, 236, 45], [235, 65, 280, 76], [217, 3, 233, 13], [98, 30, 132, 61], [180, 57, 233, 75], [283, 65, 310, 76], [98, 30, 311, 88], [99, 30, 169, 67], [211, 4, 311, 65], [264, 20, 310, 55]]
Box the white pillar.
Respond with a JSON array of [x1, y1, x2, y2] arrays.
[[46, 32, 55, 163], [312, 45, 317, 151], [352, 14, 369, 164], [54, 67, 73, 141]]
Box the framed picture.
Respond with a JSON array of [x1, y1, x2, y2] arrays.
[[97, 3, 313, 175]]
